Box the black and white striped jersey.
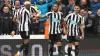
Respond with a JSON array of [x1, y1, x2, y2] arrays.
[[65, 13, 84, 36], [14, 7, 31, 32], [14, 6, 39, 18], [46, 11, 63, 34]]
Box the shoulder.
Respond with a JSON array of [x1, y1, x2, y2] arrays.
[[46, 12, 52, 14], [58, 12, 63, 14], [68, 13, 73, 16]]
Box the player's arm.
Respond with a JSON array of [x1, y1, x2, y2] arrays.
[[12, 17, 18, 24], [80, 17, 85, 40], [37, 15, 47, 18], [34, 6, 41, 16], [11, 12, 18, 37], [11, 17, 17, 37], [33, 13, 47, 19], [61, 19, 68, 35]]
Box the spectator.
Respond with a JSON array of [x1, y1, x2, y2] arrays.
[[66, 0, 76, 15], [0, 11, 3, 35], [2, 6, 14, 35], [90, 0, 100, 14], [1, 0, 12, 12], [80, 0, 90, 11], [80, 9, 93, 35], [35, 0, 56, 33], [56, 0, 66, 17], [93, 9, 100, 36]]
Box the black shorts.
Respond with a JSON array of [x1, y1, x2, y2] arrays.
[[49, 33, 61, 43], [20, 31, 30, 39], [67, 36, 80, 43]]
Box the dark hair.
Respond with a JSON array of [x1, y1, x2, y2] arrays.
[[74, 5, 80, 8], [51, 3, 59, 11], [80, 8, 87, 11], [53, 3, 59, 7]]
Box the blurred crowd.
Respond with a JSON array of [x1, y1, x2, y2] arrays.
[[0, 0, 100, 36]]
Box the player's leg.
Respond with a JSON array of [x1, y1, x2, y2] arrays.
[[49, 34, 55, 56], [15, 31, 25, 56], [56, 34, 62, 54], [74, 42, 79, 56], [16, 31, 30, 56], [23, 31, 30, 56], [67, 36, 74, 56], [23, 39, 29, 56], [74, 36, 81, 56]]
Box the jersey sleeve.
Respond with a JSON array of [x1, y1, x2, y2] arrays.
[[31, 6, 41, 16], [61, 12, 64, 19], [14, 10, 18, 18], [46, 12, 52, 17], [80, 16, 84, 25], [64, 14, 71, 22]]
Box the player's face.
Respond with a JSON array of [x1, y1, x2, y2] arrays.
[[97, 9, 100, 16], [74, 6, 80, 13], [25, 5, 30, 10], [52, 4, 59, 12]]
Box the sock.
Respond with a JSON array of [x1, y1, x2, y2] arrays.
[[68, 47, 72, 56], [58, 46, 62, 54], [75, 45, 79, 56], [19, 43, 24, 52], [23, 43, 29, 55], [49, 45, 53, 55], [49, 42, 54, 56], [24, 49, 28, 56]]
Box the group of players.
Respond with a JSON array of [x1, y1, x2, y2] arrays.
[[10, 0, 85, 56]]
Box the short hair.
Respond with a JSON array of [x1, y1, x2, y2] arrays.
[[24, 1, 31, 5], [80, 8, 87, 11], [74, 5, 80, 8]]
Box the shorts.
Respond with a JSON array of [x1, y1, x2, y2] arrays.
[[49, 33, 61, 43], [20, 31, 30, 39], [67, 36, 81, 43]]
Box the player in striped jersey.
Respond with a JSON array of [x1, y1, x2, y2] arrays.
[[65, 5, 85, 56], [11, 1, 34, 56], [34, 4, 67, 56]]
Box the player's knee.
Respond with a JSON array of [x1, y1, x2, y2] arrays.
[[24, 39, 29, 44], [57, 42, 62, 46], [67, 43, 73, 48], [74, 42, 79, 46]]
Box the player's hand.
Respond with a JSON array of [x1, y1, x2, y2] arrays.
[[11, 31, 15, 37], [81, 34, 84, 40], [33, 13, 37, 17]]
